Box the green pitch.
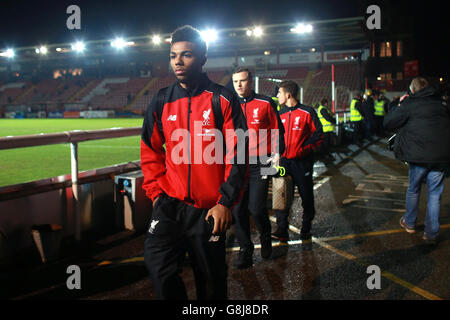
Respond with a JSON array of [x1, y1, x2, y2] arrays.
[[0, 118, 144, 187]]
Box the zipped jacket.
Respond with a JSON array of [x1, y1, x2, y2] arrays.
[[383, 86, 450, 164], [279, 103, 323, 159], [238, 91, 285, 162], [141, 73, 248, 209]]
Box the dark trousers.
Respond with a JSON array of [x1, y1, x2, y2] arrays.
[[144, 194, 227, 300], [232, 164, 271, 251], [351, 121, 364, 143], [274, 157, 315, 234], [318, 132, 334, 154], [373, 116, 384, 136]]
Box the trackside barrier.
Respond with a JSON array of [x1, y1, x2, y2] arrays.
[[0, 127, 142, 244]]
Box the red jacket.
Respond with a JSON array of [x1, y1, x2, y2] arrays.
[[141, 74, 248, 209], [239, 92, 285, 162], [279, 103, 323, 159]]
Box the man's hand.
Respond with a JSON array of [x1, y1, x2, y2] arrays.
[[153, 196, 160, 208], [205, 204, 232, 234], [400, 94, 409, 102], [266, 153, 280, 168]]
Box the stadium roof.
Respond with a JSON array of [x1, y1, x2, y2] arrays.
[[2, 17, 368, 64]]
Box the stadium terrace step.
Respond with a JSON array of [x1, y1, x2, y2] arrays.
[[124, 78, 156, 111], [81, 78, 130, 103], [68, 79, 102, 103]]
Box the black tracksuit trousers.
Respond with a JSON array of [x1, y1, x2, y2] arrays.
[[351, 120, 364, 143], [232, 164, 271, 252], [144, 194, 227, 300], [273, 156, 315, 234]]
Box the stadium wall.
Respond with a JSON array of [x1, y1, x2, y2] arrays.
[[203, 49, 369, 69], [0, 163, 145, 264]]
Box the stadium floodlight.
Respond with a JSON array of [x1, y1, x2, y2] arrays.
[[0, 49, 15, 58], [40, 46, 48, 55], [253, 26, 263, 37], [111, 38, 126, 49], [246, 29, 253, 37], [71, 41, 85, 53], [152, 35, 161, 45], [291, 23, 313, 34], [200, 29, 218, 44], [35, 46, 48, 55]]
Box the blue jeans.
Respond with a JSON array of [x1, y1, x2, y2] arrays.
[[404, 164, 445, 239]]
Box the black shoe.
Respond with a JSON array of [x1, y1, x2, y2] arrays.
[[271, 229, 289, 243], [260, 233, 272, 260], [423, 233, 438, 245], [233, 248, 253, 269]]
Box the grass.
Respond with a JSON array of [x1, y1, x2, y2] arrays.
[[0, 118, 144, 187]]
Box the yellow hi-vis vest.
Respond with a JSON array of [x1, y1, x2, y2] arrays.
[[318, 105, 335, 132], [350, 99, 363, 122], [374, 100, 385, 116], [272, 97, 281, 111]]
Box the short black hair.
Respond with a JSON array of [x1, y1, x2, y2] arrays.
[[171, 25, 207, 57], [279, 80, 299, 99], [232, 67, 253, 80]]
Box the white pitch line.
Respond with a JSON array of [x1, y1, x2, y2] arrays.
[[347, 194, 405, 205], [355, 184, 404, 194], [314, 176, 330, 190], [363, 179, 409, 187], [350, 205, 405, 213]]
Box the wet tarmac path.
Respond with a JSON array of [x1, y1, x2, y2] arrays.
[[2, 137, 449, 302]]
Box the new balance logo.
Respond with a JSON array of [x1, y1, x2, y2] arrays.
[[148, 220, 159, 234], [167, 115, 177, 121]]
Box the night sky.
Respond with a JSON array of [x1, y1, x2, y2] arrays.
[[0, 0, 448, 76], [0, 0, 360, 47]]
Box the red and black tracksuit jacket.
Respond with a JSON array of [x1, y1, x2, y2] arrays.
[[279, 103, 324, 159], [238, 92, 285, 162], [141, 73, 248, 209]]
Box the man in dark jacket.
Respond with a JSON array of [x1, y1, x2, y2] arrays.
[[383, 77, 450, 244]]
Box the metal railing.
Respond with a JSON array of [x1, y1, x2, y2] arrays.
[[0, 127, 142, 241]]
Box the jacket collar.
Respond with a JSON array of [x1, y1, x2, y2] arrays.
[[238, 91, 256, 104], [175, 72, 211, 97], [289, 102, 301, 110], [411, 86, 438, 99]]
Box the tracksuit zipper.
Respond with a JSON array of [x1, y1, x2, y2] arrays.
[[187, 96, 193, 203], [244, 99, 248, 119], [285, 110, 292, 157]]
